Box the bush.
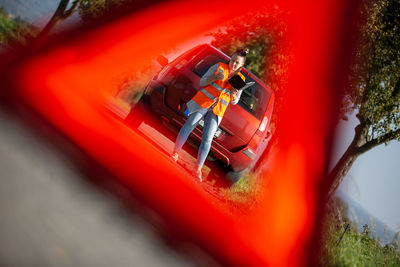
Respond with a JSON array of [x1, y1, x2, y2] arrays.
[[0, 6, 37, 47]]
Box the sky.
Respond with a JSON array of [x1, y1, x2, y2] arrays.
[[332, 112, 400, 231]]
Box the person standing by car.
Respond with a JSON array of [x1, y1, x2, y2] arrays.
[[170, 48, 249, 181]]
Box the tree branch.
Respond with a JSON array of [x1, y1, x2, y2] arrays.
[[35, 0, 82, 44], [62, 0, 82, 19], [357, 128, 400, 154], [36, 0, 70, 40], [53, 0, 70, 19]]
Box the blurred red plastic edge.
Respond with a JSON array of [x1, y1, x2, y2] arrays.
[[2, 0, 359, 266]]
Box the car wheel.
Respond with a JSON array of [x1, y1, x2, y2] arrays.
[[226, 167, 248, 183]]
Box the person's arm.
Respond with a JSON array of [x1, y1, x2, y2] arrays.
[[231, 81, 255, 105], [231, 89, 243, 105], [199, 63, 223, 87]]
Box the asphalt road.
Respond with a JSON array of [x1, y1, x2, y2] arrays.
[[0, 3, 222, 266], [0, 108, 220, 267]]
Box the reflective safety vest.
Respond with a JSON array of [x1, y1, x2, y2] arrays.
[[191, 62, 245, 118]]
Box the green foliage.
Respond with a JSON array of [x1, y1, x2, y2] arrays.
[[319, 199, 400, 266], [343, 0, 400, 143], [220, 171, 263, 213], [208, 6, 291, 92], [78, 0, 133, 22], [78, 0, 107, 22], [327, 0, 400, 198], [0, 6, 37, 46]]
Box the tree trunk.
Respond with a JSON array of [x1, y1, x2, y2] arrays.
[[36, 0, 70, 40], [34, 0, 81, 46], [326, 122, 368, 199], [326, 142, 359, 199]]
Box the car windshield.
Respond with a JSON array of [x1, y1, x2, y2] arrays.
[[189, 48, 270, 120]]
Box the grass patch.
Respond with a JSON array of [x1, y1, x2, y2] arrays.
[[220, 170, 264, 212], [318, 198, 400, 266]]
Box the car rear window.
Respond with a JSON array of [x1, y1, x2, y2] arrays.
[[188, 48, 270, 120]]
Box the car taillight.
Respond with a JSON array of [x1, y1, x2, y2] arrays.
[[259, 115, 268, 132]]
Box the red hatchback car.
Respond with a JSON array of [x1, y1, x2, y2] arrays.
[[125, 44, 275, 182]]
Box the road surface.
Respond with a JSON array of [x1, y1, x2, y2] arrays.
[[0, 107, 220, 267]]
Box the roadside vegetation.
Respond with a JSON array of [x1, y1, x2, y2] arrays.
[[0, 6, 37, 47], [318, 197, 400, 266], [220, 170, 262, 212]]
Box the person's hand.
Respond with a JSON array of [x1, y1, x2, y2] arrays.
[[204, 70, 224, 85], [214, 71, 225, 81], [231, 88, 239, 101]]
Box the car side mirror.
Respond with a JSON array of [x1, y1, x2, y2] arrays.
[[156, 55, 168, 67]]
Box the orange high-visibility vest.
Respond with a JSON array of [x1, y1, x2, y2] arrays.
[[191, 62, 245, 118]]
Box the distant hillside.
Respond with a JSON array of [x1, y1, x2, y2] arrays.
[[336, 190, 400, 246]]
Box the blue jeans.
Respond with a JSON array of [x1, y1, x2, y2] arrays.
[[173, 109, 219, 168]]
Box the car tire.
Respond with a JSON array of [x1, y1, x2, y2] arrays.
[[226, 167, 248, 183]]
